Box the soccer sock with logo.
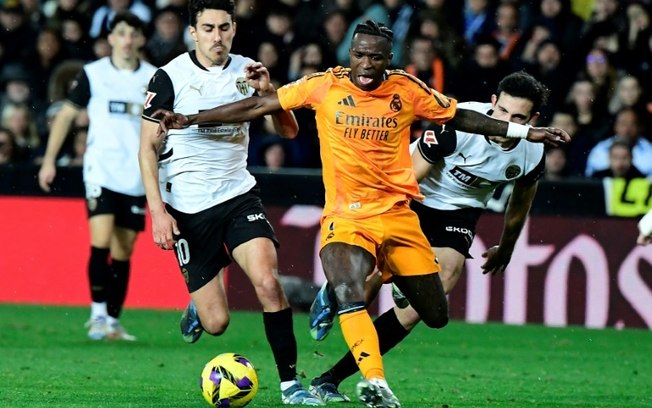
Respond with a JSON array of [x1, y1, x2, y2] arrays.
[[107, 259, 130, 319], [263, 307, 298, 383], [319, 307, 409, 386], [88, 247, 110, 305], [339, 308, 384, 380]]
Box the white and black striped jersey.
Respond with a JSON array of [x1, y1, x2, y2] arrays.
[[412, 101, 545, 210], [68, 57, 156, 196], [142, 51, 258, 213]]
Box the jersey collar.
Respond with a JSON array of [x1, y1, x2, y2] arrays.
[[189, 50, 232, 71]]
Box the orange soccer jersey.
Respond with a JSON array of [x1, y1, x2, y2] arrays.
[[277, 66, 458, 219]]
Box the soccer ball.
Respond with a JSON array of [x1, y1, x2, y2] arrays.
[[200, 353, 259, 407]]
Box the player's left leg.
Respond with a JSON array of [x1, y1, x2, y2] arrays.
[[233, 237, 323, 406]]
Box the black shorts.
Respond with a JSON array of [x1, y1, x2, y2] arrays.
[[410, 200, 482, 258], [84, 183, 146, 231], [166, 187, 279, 293]]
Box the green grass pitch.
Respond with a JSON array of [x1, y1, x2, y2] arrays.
[[1, 304, 650, 407]]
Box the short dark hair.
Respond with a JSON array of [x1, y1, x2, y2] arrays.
[[353, 20, 393, 42], [496, 71, 550, 113], [109, 12, 146, 34], [188, 0, 235, 27]]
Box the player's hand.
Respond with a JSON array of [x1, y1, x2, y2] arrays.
[[151, 207, 180, 251], [637, 233, 652, 245], [38, 162, 56, 192], [153, 109, 190, 135], [244, 62, 274, 95], [480, 245, 512, 275], [526, 127, 570, 147]]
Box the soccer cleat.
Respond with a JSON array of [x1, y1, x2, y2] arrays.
[[85, 316, 107, 340], [180, 301, 203, 344], [105, 321, 137, 341], [356, 378, 401, 408], [309, 377, 350, 403], [391, 283, 410, 309], [281, 381, 325, 406], [308, 282, 336, 341]]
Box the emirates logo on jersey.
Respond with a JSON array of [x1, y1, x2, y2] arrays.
[[236, 77, 249, 95]]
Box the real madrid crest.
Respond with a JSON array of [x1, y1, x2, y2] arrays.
[[390, 94, 402, 112], [236, 77, 249, 95], [505, 164, 521, 179]]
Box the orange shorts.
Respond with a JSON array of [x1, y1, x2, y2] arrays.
[[320, 201, 440, 282]]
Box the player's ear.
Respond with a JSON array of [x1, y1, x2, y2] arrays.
[[189, 25, 198, 43], [528, 111, 540, 126], [491, 94, 498, 106]]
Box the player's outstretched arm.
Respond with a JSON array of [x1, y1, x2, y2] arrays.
[[447, 108, 570, 146], [245, 62, 298, 139], [156, 94, 286, 134], [481, 178, 539, 275]]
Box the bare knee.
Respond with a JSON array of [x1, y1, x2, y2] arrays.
[[251, 273, 286, 310], [203, 314, 230, 336]]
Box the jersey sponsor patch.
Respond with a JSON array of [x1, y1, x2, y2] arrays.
[[423, 129, 439, 146]]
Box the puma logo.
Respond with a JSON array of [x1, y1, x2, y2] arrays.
[[189, 84, 203, 95], [459, 152, 470, 163]]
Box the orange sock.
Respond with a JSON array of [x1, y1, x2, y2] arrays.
[[339, 309, 384, 380]]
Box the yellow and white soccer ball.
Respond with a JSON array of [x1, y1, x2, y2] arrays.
[[200, 353, 259, 407]]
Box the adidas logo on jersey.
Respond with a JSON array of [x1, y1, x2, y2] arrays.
[[337, 95, 356, 107]]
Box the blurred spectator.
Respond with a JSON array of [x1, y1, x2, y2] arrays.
[[56, 108, 88, 166], [585, 108, 652, 176], [457, 35, 510, 101], [378, 0, 417, 67], [92, 36, 112, 58], [592, 138, 645, 179], [543, 146, 568, 180], [404, 35, 454, 94], [0, 63, 34, 110], [288, 42, 325, 81], [230, 0, 264, 57], [144, 6, 187, 66], [530, 0, 584, 56], [29, 28, 67, 105], [0, 127, 20, 164], [257, 41, 286, 85], [59, 11, 95, 61], [409, 9, 464, 69], [1, 102, 41, 161], [317, 9, 349, 68], [0, 0, 39, 64], [262, 2, 298, 78], [21, 0, 47, 31], [517, 22, 551, 65], [47, 59, 84, 103], [89, 0, 151, 39], [608, 74, 648, 124], [492, 1, 522, 63], [579, 47, 618, 112], [462, 0, 494, 46], [524, 39, 568, 118], [260, 137, 288, 171]]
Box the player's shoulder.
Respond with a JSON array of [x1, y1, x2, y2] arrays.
[[385, 69, 432, 93], [227, 53, 255, 70]]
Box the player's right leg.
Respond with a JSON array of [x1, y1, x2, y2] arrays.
[[185, 271, 230, 342]]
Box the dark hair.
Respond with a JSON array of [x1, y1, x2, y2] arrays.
[[609, 137, 634, 154], [188, 0, 235, 27], [109, 12, 146, 34], [353, 20, 393, 42], [496, 71, 550, 113]]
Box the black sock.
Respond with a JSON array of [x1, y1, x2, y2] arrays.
[[318, 307, 410, 386], [107, 259, 130, 319], [263, 308, 298, 382], [88, 247, 110, 303]]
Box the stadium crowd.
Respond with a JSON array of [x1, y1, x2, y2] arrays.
[[0, 0, 651, 177]]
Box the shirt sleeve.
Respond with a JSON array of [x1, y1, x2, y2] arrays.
[[142, 69, 175, 122], [66, 69, 91, 108], [412, 84, 458, 124], [521, 152, 545, 183], [277, 71, 331, 111], [416, 123, 457, 163]]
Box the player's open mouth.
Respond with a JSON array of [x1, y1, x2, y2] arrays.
[[358, 76, 373, 85]]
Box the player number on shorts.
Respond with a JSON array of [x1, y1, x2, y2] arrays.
[[176, 239, 190, 266]]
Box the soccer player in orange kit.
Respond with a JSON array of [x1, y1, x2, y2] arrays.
[[154, 20, 568, 408]]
